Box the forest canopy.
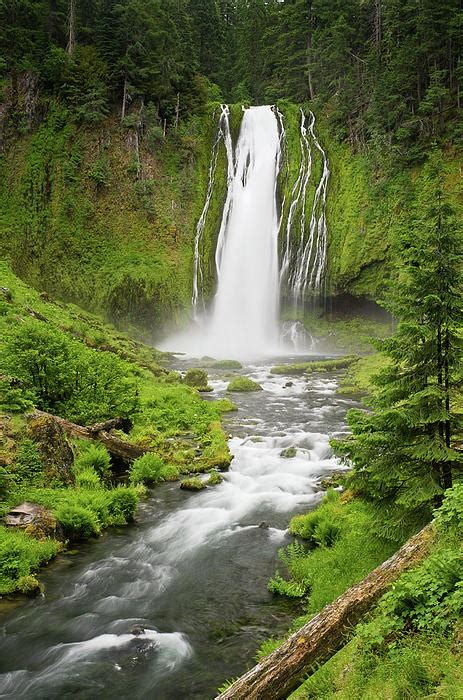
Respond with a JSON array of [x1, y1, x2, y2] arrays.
[[1, 1, 461, 159]]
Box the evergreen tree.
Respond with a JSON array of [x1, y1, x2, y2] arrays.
[[333, 155, 463, 532]]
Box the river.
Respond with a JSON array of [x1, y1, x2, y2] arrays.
[[0, 359, 358, 699]]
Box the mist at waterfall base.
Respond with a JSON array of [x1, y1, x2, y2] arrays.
[[161, 105, 304, 361]]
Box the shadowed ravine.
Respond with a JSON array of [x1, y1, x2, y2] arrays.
[[0, 360, 359, 699]]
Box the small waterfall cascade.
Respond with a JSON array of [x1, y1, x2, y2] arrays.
[[192, 104, 233, 317], [280, 109, 330, 306]]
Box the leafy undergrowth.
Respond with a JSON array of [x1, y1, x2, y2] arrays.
[[289, 485, 463, 699], [0, 265, 233, 594], [0, 526, 60, 595], [267, 490, 398, 613]]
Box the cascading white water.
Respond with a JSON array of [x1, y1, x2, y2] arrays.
[[281, 109, 330, 304], [164, 105, 282, 359], [192, 104, 233, 317]]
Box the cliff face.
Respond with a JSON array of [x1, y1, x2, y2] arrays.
[[1, 89, 460, 335]]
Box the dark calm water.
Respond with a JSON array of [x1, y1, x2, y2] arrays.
[[0, 358, 358, 699]]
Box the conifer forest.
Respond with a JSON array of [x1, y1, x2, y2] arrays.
[[0, 1, 462, 698]]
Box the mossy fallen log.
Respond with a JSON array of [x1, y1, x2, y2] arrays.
[[28, 410, 147, 461], [215, 523, 434, 700]]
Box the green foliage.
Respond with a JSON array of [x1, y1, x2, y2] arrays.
[[12, 438, 44, 485], [106, 487, 138, 522], [207, 469, 223, 485], [184, 368, 210, 389], [333, 160, 463, 523], [74, 444, 111, 479], [75, 468, 101, 490], [1, 319, 139, 423], [55, 503, 100, 539], [180, 476, 206, 491], [435, 482, 463, 533], [0, 526, 59, 595], [210, 359, 242, 370], [129, 453, 166, 485], [17, 573, 41, 595], [268, 491, 397, 612]]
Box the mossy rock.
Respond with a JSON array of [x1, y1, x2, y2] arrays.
[[183, 368, 211, 391], [26, 414, 74, 485], [207, 470, 224, 486], [227, 376, 263, 392], [270, 356, 359, 376], [211, 359, 243, 370], [180, 477, 206, 491], [280, 447, 297, 458]]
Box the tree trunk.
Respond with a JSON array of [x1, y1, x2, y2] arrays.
[[28, 410, 148, 461], [66, 0, 76, 55], [306, 1, 315, 100], [121, 74, 129, 122], [216, 524, 434, 700]]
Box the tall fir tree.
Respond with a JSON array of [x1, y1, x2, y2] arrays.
[[333, 154, 463, 536]]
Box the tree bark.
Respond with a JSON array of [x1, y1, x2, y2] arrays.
[[66, 0, 76, 55], [28, 410, 148, 461], [216, 524, 434, 700]]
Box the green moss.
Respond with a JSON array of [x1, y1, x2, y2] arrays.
[[207, 469, 224, 486], [227, 376, 263, 392], [183, 368, 211, 391], [209, 359, 243, 370], [271, 356, 359, 376], [180, 476, 206, 491], [338, 353, 391, 396]]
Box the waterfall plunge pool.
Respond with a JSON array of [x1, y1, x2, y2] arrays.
[[0, 359, 360, 699]]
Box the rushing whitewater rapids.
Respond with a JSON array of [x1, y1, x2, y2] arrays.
[[163, 105, 282, 360], [0, 361, 359, 699]]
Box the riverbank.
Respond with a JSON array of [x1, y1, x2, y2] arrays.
[[0, 350, 362, 697], [0, 263, 233, 597], [227, 354, 463, 699]]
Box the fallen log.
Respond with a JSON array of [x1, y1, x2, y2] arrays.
[[28, 410, 147, 461], [216, 523, 434, 700]]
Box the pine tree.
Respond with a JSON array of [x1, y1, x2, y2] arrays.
[[333, 155, 463, 532]]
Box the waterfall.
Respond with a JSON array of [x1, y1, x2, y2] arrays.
[[205, 106, 282, 357], [281, 109, 330, 305], [192, 105, 233, 317], [163, 105, 283, 359], [162, 105, 330, 359]]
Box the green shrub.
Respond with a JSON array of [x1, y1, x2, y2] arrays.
[[0, 526, 59, 594], [75, 467, 101, 489], [269, 492, 396, 612], [75, 443, 111, 478], [159, 464, 180, 481], [13, 439, 44, 485], [17, 574, 41, 595], [184, 368, 209, 389], [107, 487, 138, 522], [211, 360, 242, 369], [207, 470, 223, 485], [55, 503, 100, 539], [435, 483, 463, 532], [129, 453, 165, 485], [2, 321, 139, 423]]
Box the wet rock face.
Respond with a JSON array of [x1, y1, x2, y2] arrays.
[[27, 414, 75, 485]]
